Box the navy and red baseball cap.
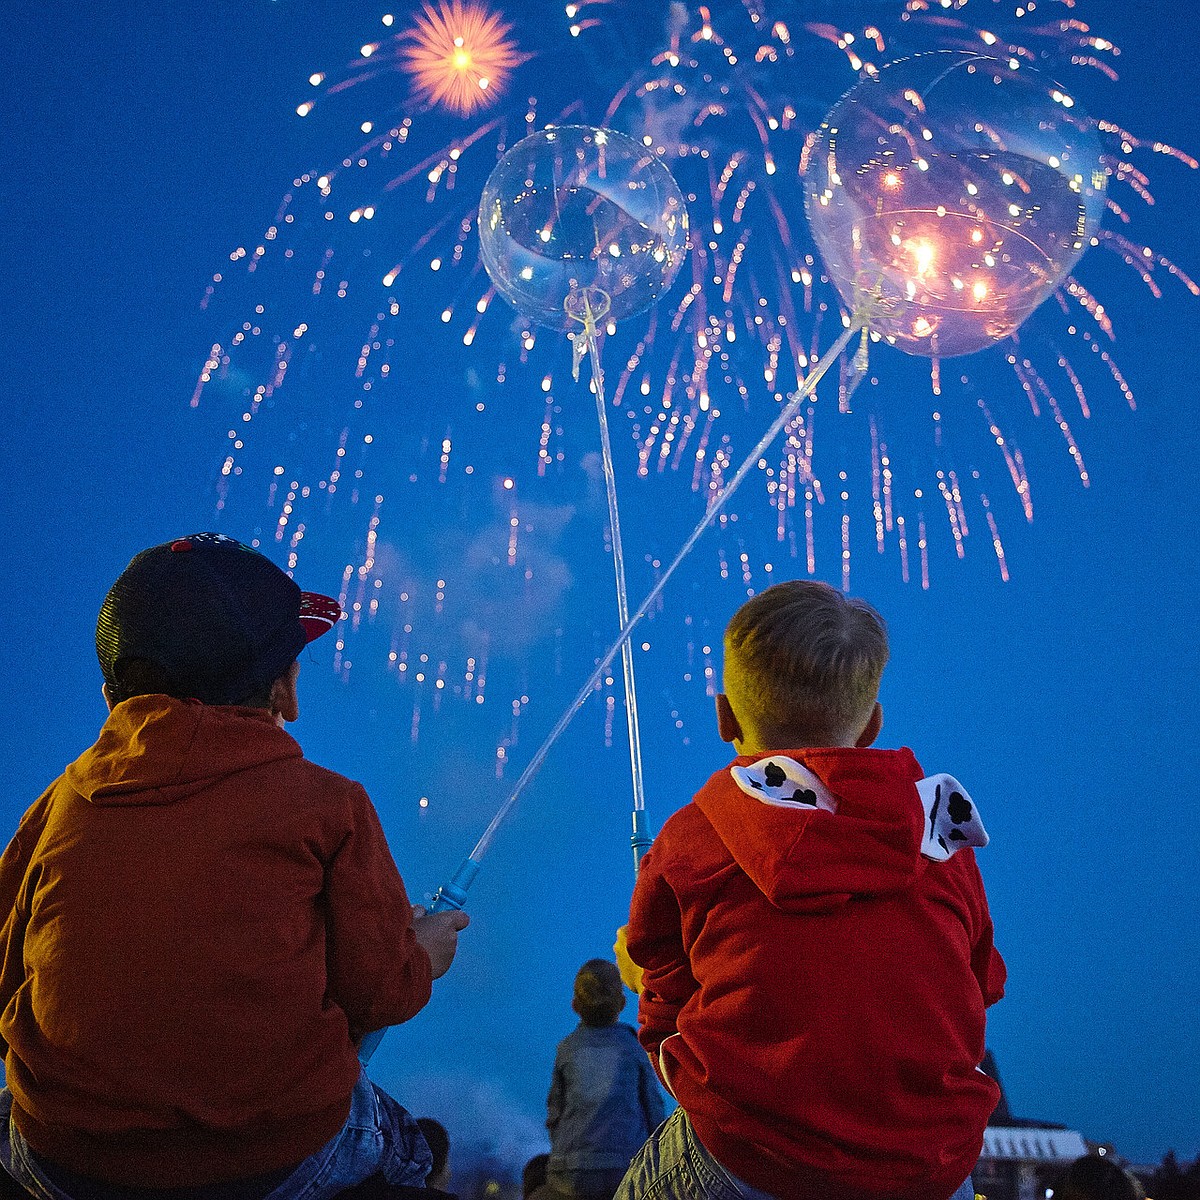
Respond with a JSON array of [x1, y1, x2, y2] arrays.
[[96, 533, 342, 706]]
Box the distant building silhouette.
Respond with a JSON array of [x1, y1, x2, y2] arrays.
[[973, 1051, 1089, 1200]]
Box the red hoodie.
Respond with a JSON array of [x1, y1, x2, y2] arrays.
[[627, 747, 1006, 1200], [0, 696, 432, 1186]]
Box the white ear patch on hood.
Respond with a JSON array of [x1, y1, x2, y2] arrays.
[[730, 756, 837, 812], [916, 774, 989, 861]]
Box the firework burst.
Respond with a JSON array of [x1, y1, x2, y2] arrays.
[[400, 0, 525, 114]]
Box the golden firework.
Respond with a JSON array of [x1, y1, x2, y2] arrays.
[[402, 1, 524, 115]]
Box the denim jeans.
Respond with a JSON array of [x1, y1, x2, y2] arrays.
[[0, 1070, 431, 1200], [613, 1108, 975, 1200]]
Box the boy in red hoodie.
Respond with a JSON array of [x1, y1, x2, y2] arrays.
[[616, 580, 1005, 1200], [0, 533, 469, 1198]]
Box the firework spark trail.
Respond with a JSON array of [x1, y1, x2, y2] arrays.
[[191, 0, 1195, 762]]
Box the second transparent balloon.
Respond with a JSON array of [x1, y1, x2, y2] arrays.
[[804, 51, 1107, 358]]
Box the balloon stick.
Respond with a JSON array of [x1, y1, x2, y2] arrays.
[[433, 314, 865, 895], [566, 285, 650, 874]]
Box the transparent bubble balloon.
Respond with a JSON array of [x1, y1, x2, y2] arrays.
[[478, 125, 689, 332], [804, 52, 1107, 358]]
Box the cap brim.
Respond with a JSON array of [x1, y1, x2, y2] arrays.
[[299, 592, 342, 642]]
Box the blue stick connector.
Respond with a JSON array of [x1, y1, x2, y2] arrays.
[[429, 856, 481, 912], [631, 810, 654, 871]]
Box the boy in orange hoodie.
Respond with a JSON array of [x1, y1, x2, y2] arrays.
[[616, 580, 1005, 1200], [0, 533, 469, 1198]]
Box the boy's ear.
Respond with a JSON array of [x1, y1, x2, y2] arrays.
[[102, 683, 115, 714], [270, 662, 301, 725], [715, 693, 743, 745], [855, 701, 883, 748]]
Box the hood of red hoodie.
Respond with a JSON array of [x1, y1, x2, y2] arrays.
[[63, 695, 303, 807], [692, 746, 934, 913]]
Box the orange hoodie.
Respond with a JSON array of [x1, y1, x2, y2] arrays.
[[627, 747, 1006, 1200], [0, 696, 432, 1186]]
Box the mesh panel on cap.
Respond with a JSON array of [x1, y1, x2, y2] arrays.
[[96, 534, 309, 705]]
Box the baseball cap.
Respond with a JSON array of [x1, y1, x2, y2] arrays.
[[96, 532, 342, 706]]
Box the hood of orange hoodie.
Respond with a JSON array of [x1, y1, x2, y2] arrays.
[[692, 746, 989, 913], [63, 695, 304, 807]]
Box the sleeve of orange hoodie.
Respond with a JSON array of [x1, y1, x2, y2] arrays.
[[0, 785, 57, 1058], [323, 783, 433, 1042]]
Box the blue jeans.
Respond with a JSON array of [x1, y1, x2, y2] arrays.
[[613, 1108, 974, 1200], [0, 1070, 431, 1200]]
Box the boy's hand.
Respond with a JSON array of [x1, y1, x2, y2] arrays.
[[411, 905, 470, 980], [613, 924, 644, 995]]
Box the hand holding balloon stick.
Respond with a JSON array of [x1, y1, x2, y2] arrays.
[[358, 127, 688, 1065], [613, 924, 644, 996]]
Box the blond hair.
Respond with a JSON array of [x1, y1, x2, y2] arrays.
[[723, 580, 888, 748]]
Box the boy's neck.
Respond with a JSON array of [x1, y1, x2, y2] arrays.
[[736, 733, 854, 755], [733, 700, 883, 756]]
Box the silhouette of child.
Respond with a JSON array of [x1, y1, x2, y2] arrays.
[[0, 534, 468, 1198], [545, 960, 666, 1200]]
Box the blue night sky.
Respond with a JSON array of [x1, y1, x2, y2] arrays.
[[2, 0, 1197, 1173]]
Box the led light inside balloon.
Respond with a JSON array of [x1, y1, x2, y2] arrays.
[[804, 52, 1107, 358]]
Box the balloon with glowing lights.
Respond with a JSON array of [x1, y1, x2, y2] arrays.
[[477, 126, 687, 867], [804, 51, 1107, 358]]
